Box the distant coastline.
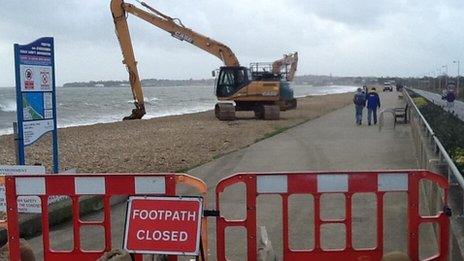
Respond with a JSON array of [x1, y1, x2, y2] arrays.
[[62, 75, 389, 88], [63, 78, 215, 88]]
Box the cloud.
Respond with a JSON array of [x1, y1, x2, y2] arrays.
[[0, 0, 463, 86]]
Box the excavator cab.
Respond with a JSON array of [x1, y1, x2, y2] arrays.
[[216, 66, 252, 97]]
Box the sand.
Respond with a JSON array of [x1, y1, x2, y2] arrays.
[[0, 93, 352, 173]]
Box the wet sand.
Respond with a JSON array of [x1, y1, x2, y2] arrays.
[[0, 93, 352, 173]]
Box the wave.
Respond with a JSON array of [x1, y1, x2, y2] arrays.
[[144, 105, 212, 119], [126, 97, 161, 105], [0, 100, 16, 112], [0, 85, 359, 136]]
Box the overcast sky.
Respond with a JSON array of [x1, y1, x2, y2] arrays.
[[1, 0, 463, 86]]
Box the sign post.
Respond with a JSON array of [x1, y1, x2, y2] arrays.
[[14, 37, 59, 173], [123, 196, 203, 256]]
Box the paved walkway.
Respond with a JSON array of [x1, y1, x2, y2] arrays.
[[190, 92, 420, 259], [412, 88, 464, 121], [28, 92, 427, 260]]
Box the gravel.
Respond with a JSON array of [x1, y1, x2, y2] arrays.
[[0, 93, 352, 173]]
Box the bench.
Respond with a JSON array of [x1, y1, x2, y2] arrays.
[[378, 108, 396, 131], [379, 103, 409, 131], [394, 103, 409, 124]]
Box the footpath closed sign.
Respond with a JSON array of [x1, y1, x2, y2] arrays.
[[123, 197, 203, 255]]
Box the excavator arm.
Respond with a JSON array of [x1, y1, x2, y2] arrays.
[[110, 0, 240, 119], [272, 52, 298, 81], [111, 0, 146, 120]]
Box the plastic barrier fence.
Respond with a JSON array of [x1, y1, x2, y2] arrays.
[[0, 177, 6, 229], [215, 170, 450, 261], [4, 173, 207, 261]]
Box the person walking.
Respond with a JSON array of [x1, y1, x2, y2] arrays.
[[363, 85, 368, 94], [353, 88, 367, 125], [366, 87, 381, 125], [445, 89, 456, 112]]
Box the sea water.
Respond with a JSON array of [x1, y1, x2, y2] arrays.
[[0, 84, 357, 136]]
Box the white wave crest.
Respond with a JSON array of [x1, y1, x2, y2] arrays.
[[0, 100, 16, 112], [126, 97, 160, 104]]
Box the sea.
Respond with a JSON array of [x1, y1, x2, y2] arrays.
[[0, 84, 357, 136]]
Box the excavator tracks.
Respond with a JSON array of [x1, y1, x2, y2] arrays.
[[216, 103, 280, 121], [215, 103, 236, 121], [254, 104, 280, 120], [263, 105, 280, 120]]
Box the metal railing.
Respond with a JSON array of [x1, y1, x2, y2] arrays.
[[404, 87, 464, 259], [404, 88, 464, 189]]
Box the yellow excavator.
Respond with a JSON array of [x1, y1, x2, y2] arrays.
[[111, 0, 298, 120], [272, 52, 299, 82]]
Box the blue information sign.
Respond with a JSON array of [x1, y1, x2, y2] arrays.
[[14, 37, 59, 173]]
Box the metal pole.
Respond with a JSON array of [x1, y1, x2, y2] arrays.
[[439, 75, 442, 91], [437, 69, 441, 91], [442, 65, 448, 87], [454, 60, 460, 97], [13, 122, 19, 165], [14, 44, 25, 166]]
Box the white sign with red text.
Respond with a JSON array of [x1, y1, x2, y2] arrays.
[[0, 166, 72, 213], [123, 196, 203, 256], [0, 165, 45, 213], [20, 65, 53, 92]]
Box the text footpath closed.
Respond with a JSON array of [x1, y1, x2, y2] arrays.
[[124, 197, 203, 255]]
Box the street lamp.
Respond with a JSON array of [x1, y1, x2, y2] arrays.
[[437, 68, 442, 90], [442, 65, 449, 89], [453, 60, 460, 96], [442, 65, 448, 75]]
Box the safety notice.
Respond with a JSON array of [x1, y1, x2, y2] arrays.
[[0, 165, 45, 213], [123, 196, 203, 256]]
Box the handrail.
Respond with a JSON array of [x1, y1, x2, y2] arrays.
[[404, 87, 464, 190], [405, 88, 436, 135]]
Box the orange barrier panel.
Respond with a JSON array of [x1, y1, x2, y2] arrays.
[[215, 170, 450, 261], [4, 173, 207, 261]]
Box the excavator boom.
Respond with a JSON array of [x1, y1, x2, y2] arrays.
[[121, 2, 240, 66], [111, 0, 146, 120], [111, 0, 240, 120], [272, 52, 298, 81]]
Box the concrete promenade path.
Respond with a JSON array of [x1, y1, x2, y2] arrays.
[[28, 92, 426, 260]]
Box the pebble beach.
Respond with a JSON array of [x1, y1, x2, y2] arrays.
[[0, 93, 353, 174]]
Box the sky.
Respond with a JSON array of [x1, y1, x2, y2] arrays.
[[0, 0, 463, 86]]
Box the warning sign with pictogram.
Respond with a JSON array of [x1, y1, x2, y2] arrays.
[[24, 68, 34, 89], [40, 70, 50, 90], [123, 196, 203, 256]]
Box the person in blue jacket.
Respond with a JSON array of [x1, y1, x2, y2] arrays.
[[366, 87, 381, 125]]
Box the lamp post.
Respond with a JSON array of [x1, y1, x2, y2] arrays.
[[437, 68, 442, 90], [453, 60, 460, 97], [442, 65, 448, 75], [442, 65, 449, 89]]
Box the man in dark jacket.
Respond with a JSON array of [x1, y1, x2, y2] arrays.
[[366, 88, 381, 125], [353, 88, 367, 125]]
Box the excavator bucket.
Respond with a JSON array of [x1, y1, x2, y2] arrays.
[[123, 103, 146, 120]]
